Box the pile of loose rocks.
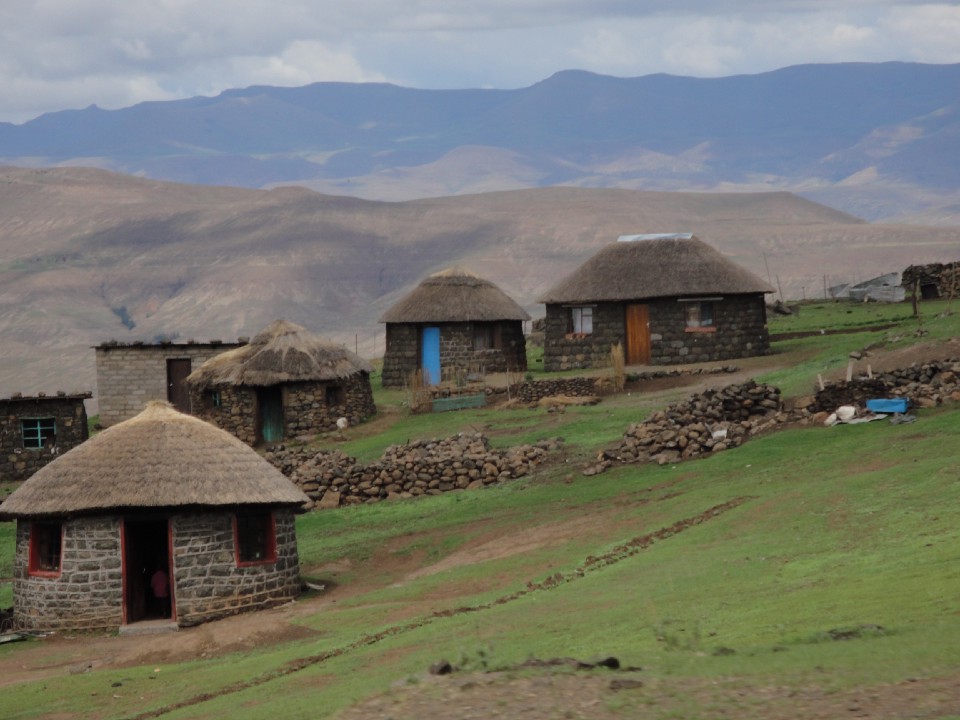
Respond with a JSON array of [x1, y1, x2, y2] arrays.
[[585, 380, 784, 474], [265, 432, 562, 509], [811, 359, 960, 412]]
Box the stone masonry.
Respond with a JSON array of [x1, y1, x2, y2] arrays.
[[190, 375, 376, 446], [95, 340, 244, 427], [172, 509, 301, 627], [13, 516, 124, 631], [382, 321, 527, 387], [1, 393, 91, 482], [543, 296, 769, 371]]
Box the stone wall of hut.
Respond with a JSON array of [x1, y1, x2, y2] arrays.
[[543, 296, 769, 371], [13, 517, 124, 631], [901, 263, 960, 300], [542, 302, 625, 372], [381, 321, 527, 387], [190, 376, 376, 446], [647, 295, 770, 365], [1, 394, 90, 483], [171, 509, 301, 627], [96, 341, 243, 427]]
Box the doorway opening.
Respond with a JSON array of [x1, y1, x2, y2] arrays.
[[123, 518, 172, 624]]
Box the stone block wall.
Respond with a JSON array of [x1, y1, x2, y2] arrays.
[[96, 341, 243, 427], [190, 375, 376, 446], [382, 321, 527, 387], [542, 303, 624, 371], [647, 295, 770, 365], [13, 517, 124, 631], [543, 296, 769, 371], [171, 509, 301, 627], [381, 324, 419, 387], [1, 394, 90, 482]]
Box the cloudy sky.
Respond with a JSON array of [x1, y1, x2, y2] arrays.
[[1, 0, 958, 124]]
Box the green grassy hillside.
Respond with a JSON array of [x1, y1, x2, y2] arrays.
[[1, 299, 959, 719]]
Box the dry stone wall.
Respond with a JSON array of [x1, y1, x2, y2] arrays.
[[587, 380, 783, 474], [266, 432, 560, 508]]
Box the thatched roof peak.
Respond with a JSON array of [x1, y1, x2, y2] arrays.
[[380, 268, 530, 323], [539, 234, 773, 304], [188, 319, 373, 389], [0, 401, 308, 519]]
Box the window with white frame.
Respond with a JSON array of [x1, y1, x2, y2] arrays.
[[683, 301, 715, 329], [568, 306, 593, 335]]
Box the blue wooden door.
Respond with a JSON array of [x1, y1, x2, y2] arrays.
[[421, 327, 441, 386]]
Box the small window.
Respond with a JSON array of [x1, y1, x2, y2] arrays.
[[473, 324, 501, 350], [206, 390, 222, 409], [569, 307, 593, 335], [235, 512, 276, 565], [325, 384, 346, 406], [29, 522, 63, 576], [685, 302, 715, 328], [21, 418, 56, 449]]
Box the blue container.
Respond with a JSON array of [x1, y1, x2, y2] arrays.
[[866, 398, 909, 414]]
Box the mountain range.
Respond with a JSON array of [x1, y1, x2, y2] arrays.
[[1, 62, 959, 223]]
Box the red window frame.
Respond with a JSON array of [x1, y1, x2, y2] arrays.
[[233, 511, 277, 566], [29, 521, 63, 577]]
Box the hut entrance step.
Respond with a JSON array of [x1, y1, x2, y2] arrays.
[[119, 619, 179, 636]]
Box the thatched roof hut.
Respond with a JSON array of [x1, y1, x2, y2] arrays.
[[187, 319, 376, 444], [1, 402, 308, 632], [379, 267, 530, 387], [187, 318, 372, 389], [0, 401, 306, 519], [539, 234, 773, 304], [380, 267, 531, 324], [539, 234, 773, 371]]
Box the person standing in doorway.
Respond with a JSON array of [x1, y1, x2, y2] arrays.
[[150, 565, 170, 618]]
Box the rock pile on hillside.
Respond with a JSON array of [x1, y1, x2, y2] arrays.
[[265, 433, 562, 509], [812, 360, 960, 411], [585, 380, 784, 474]]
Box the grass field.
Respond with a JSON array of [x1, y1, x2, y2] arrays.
[[1, 299, 959, 718]]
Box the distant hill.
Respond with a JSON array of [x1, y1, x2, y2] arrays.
[[2, 166, 960, 405], [1, 63, 958, 222]]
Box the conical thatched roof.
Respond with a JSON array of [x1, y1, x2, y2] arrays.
[[0, 402, 308, 519], [188, 319, 373, 389], [380, 267, 531, 323], [538, 234, 774, 304]]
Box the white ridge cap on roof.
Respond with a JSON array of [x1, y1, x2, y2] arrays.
[[617, 232, 694, 242]]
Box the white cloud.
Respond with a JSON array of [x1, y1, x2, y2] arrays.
[[0, 1, 958, 123]]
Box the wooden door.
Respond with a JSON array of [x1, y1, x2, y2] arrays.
[[258, 386, 285, 443], [625, 304, 651, 365], [166, 359, 192, 413], [421, 327, 441, 385]]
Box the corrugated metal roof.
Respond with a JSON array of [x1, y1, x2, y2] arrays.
[[617, 232, 694, 242]]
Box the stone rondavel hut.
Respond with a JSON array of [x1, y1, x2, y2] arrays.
[[188, 319, 376, 445], [380, 267, 530, 387], [539, 234, 773, 371], [0, 401, 309, 632]]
